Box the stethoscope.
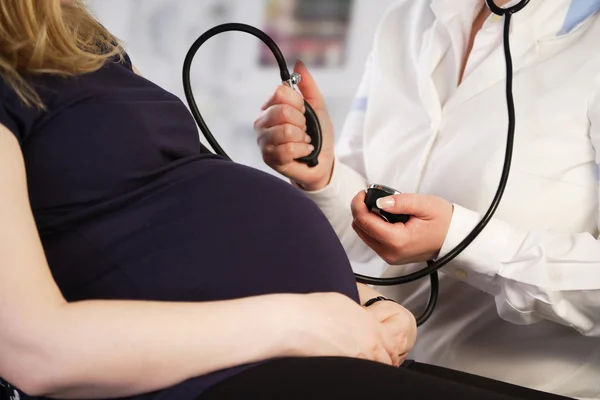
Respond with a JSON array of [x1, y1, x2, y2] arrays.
[[181, 0, 530, 327]]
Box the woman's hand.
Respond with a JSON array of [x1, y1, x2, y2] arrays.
[[253, 61, 335, 191], [286, 292, 402, 366], [357, 283, 416, 362], [365, 300, 416, 362], [350, 191, 453, 265]]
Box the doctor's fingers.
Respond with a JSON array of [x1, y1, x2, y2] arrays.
[[257, 125, 312, 149], [262, 142, 314, 167], [254, 104, 307, 132], [351, 192, 407, 244], [261, 85, 306, 113]]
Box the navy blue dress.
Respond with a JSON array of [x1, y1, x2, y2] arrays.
[[0, 54, 359, 399]]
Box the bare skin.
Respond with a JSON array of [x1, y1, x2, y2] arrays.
[[460, 0, 512, 84]]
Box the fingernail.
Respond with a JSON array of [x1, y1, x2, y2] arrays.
[[308, 144, 315, 152], [304, 135, 312, 143], [301, 106, 306, 114], [376, 196, 395, 210]]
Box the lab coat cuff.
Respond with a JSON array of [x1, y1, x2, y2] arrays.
[[437, 204, 512, 295], [297, 157, 367, 209]]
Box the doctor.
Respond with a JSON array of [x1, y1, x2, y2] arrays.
[[254, 0, 600, 398]]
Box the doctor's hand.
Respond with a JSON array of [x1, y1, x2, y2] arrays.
[[351, 191, 453, 265], [254, 60, 335, 191]]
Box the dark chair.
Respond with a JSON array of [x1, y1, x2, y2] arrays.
[[0, 378, 18, 400]]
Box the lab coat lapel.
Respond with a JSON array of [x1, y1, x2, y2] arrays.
[[421, 0, 482, 123], [445, 3, 542, 111], [416, 21, 449, 131]]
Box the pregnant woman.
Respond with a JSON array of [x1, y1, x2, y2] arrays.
[[0, 1, 570, 400]]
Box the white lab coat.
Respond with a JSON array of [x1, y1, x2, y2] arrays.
[[302, 0, 600, 398]]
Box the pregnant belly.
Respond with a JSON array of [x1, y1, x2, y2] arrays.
[[45, 157, 359, 304]]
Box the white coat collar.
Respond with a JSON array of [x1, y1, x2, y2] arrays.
[[429, 0, 542, 27], [422, 0, 579, 112]]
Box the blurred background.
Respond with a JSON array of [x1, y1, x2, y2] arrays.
[[86, 0, 396, 177]]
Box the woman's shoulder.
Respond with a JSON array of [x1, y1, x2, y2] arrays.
[[112, 47, 134, 71], [0, 73, 20, 102], [0, 75, 33, 143]]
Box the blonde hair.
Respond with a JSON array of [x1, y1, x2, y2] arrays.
[[0, 0, 123, 108]]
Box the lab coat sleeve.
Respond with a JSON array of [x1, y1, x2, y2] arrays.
[[436, 88, 600, 337], [300, 56, 378, 263]]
